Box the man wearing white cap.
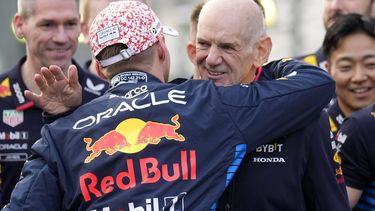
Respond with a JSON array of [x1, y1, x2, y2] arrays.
[[3, 1, 334, 210]]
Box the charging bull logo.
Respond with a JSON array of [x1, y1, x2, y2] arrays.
[[83, 114, 185, 163], [0, 78, 11, 98], [136, 114, 185, 145], [84, 130, 131, 163]]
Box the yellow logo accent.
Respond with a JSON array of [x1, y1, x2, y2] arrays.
[[328, 116, 337, 133], [303, 55, 318, 66], [0, 78, 12, 98]]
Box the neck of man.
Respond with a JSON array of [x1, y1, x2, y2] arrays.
[[337, 98, 353, 118], [241, 67, 257, 84]]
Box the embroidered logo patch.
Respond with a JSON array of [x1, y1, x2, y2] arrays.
[[3, 110, 23, 127]]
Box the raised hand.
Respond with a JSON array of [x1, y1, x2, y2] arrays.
[[24, 65, 82, 115]]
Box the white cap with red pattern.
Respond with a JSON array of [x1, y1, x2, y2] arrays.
[[89, 1, 179, 67]]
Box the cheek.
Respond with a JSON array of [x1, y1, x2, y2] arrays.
[[195, 52, 205, 65], [332, 73, 349, 89], [369, 72, 375, 83], [69, 31, 80, 41]]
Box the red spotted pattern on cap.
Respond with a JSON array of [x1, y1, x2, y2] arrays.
[[89, 1, 162, 57]]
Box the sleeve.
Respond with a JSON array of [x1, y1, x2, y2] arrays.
[[302, 112, 350, 210], [340, 117, 372, 190], [2, 128, 62, 211], [219, 59, 335, 151], [42, 109, 75, 124]]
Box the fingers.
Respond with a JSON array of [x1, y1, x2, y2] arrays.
[[49, 65, 67, 81], [40, 66, 58, 86], [24, 90, 41, 107], [68, 65, 81, 89], [34, 72, 48, 92]]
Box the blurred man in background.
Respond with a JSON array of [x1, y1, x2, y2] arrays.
[[296, 0, 373, 69], [323, 14, 375, 209], [0, 0, 107, 207]]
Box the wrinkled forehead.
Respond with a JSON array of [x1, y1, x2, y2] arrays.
[[197, 0, 263, 41]]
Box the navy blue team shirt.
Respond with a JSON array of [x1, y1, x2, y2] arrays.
[[339, 103, 375, 210], [3, 59, 334, 210], [327, 99, 346, 136], [0, 56, 109, 207], [217, 62, 349, 211]]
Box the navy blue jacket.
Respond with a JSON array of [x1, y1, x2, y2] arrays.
[[3, 59, 334, 211], [339, 103, 375, 210], [0, 57, 109, 207], [216, 62, 349, 211]]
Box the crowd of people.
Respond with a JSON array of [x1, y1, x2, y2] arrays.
[[0, 0, 374, 210]]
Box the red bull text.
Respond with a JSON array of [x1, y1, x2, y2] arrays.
[[80, 150, 196, 202]]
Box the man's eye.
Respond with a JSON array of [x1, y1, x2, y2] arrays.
[[338, 66, 351, 72], [197, 41, 209, 48]]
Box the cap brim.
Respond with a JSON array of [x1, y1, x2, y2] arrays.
[[162, 26, 179, 36]]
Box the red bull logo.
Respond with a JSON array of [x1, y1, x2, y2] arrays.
[[83, 114, 185, 163], [84, 130, 131, 163], [80, 115, 195, 202], [0, 78, 11, 98], [136, 114, 185, 145]]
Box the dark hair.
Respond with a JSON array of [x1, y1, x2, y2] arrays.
[[323, 14, 375, 59]]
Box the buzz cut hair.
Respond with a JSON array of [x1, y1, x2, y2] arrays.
[[18, 0, 79, 19], [17, 0, 35, 19]]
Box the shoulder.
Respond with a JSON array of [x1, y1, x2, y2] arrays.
[[344, 104, 375, 130]]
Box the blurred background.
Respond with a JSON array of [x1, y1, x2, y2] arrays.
[[0, 0, 324, 80]]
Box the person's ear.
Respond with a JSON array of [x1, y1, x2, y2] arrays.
[[186, 42, 196, 65], [95, 60, 109, 80], [325, 60, 332, 75], [13, 13, 25, 39], [252, 36, 272, 68], [157, 37, 167, 61]]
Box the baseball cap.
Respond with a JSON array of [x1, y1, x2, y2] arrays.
[[89, 1, 179, 67]]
